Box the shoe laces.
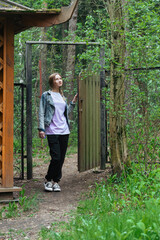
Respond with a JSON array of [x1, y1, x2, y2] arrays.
[[54, 183, 60, 188], [46, 182, 52, 188]]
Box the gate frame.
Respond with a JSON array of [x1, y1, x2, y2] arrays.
[[25, 40, 107, 179], [14, 82, 26, 180]]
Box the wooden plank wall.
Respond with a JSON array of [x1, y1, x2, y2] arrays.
[[2, 19, 14, 187], [0, 19, 4, 187], [78, 73, 100, 172], [0, 19, 14, 188]]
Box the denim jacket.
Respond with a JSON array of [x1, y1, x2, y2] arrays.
[[38, 90, 75, 132]]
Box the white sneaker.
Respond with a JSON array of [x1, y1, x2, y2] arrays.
[[53, 183, 61, 192], [44, 181, 53, 192]]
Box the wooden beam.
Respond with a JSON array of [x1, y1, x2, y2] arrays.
[[0, 20, 3, 187], [2, 19, 14, 188], [0, 186, 22, 193], [53, 0, 79, 25], [0, 186, 22, 201], [13, 0, 79, 34]]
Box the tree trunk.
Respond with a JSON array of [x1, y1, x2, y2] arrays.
[[107, 0, 130, 176], [40, 28, 47, 92], [40, 1, 48, 92], [50, 26, 56, 73], [61, 22, 68, 77], [65, 1, 78, 103]]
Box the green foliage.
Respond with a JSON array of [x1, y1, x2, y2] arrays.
[[126, 0, 160, 68], [0, 188, 39, 219], [13, 0, 70, 9], [19, 188, 39, 212], [125, 69, 160, 170], [39, 167, 160, 239]]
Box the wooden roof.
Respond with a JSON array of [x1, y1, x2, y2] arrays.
[[0, 0, 78, 34]]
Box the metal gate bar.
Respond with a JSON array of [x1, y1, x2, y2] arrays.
[[14, 82, 26, 180]]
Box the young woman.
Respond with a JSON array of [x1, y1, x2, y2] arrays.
[[38, 73, 77, 192]]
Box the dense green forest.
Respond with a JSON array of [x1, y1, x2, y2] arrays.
[[13, 0, 160, 174]]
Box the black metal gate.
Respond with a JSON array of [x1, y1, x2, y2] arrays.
[[14, 82, 26, 180]]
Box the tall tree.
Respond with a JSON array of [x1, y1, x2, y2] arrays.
[[65, 0, 78, 102], [39, 1, 48, 93], [107, 0, 130, 175]]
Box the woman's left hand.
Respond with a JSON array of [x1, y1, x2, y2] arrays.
[[72, 93, 78, 103], [39, 131, 46, 139]]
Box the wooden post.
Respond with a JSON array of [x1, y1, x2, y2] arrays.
[[100, 47, 107, 170], [0, 19, 22, 201], [0, 19, 3, 188], [2, 19, 14, 188], [26, 43, 32, 180]]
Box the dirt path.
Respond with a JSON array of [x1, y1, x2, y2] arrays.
[[0, 154, 110, 239]]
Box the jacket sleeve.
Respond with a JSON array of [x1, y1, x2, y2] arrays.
[[38, 94, 45, 132], [67, 101, 76, 114]]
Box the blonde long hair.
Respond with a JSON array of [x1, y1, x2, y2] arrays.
[[49, 73, 63, 96]]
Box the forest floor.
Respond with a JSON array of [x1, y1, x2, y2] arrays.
[[0, 152, 111, 240]]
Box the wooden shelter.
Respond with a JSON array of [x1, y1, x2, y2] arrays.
[[0, 0, 78, 201]]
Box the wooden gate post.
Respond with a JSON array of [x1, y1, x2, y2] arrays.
[[100, 47, 107, 170], [1, 19, 14, 189], [0, 19, 22, 201]]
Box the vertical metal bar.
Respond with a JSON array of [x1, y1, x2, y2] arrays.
[[21, 84, 24, 180], [100, 47, 107, 170], [26, 43, 32, 179]]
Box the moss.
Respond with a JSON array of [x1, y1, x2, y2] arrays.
[[40, 9, 61, 12], [0, 3, 9, 7], [0, 8, 61, 13]]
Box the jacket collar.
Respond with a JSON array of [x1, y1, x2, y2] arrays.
[[46, 90, 55, 106], [48, 90, 52, 95]]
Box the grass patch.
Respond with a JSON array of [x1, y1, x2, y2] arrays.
[[66, 145, 77, 156], [39, 166, 160, 240], [0, 188, 39, 220]]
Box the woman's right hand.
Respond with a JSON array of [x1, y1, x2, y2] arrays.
[[72, 93, 78, 103], [39, 131, 45, 139]]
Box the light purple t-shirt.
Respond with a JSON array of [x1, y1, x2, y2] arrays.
[[45, 92, 70, 135]]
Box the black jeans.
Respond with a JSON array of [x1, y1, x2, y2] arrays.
[[45, 134, 69, 183]]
